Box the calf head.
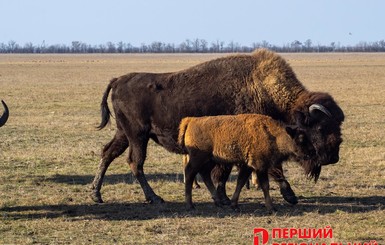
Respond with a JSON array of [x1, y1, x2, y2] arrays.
[[286, 125, 322, 181], [285, 126, 316, 161]]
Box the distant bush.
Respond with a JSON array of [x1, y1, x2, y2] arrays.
[[1, 39, 385, 53]]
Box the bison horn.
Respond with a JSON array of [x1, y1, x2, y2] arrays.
[[0, 100, 9, 127], [309, 104, 332, 118]]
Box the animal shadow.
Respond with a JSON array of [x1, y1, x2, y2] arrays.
[[1, 195, 384, 221], [45, 173, 186, 185]]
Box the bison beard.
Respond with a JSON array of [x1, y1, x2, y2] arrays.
[[91, 49, 344, 204], [297, 158, 322, 182]]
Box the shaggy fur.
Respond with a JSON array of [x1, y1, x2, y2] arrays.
[[91, 49, 344, 204], [178, 114, 316, 211], [0, 100, 9, 127]]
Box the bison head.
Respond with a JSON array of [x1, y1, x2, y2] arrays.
[[0, 100, 9, 127], [292, 92, 344, 180]]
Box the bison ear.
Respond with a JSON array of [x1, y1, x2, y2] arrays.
[[285, 126, 297, 139]]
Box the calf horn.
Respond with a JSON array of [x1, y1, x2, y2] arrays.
[[309, 104, 332, 118], [0, 100, 9, 127]]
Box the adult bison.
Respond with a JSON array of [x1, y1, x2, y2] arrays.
[[91, 49, 344, 204], [0, 100, 9, 127]]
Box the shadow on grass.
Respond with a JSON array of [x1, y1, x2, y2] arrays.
[[1, 196, 384, 221], [45, 173, 241, 185], [45, 173, 186, 185]]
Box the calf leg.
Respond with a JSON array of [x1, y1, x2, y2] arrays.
[[184, 160, 199, 210], [251, 171, 258, 188], [193, 176, 201, 189], [269, 164, 298, 205], [183, 155, 200, 189], [184, 152, 214, 210], [198, 160, 222, 206], [256, 169, 275, 213], [91, 130, 128, 203], [128, 138, 164, 204], [231, 165, 253, 210], [212, 164, 297, 205]]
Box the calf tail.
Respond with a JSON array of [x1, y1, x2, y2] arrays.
[[97, 78, 118, 130], [178, 117, 191, 148]]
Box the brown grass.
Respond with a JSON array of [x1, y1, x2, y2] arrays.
[[0, 53, 384, 244]]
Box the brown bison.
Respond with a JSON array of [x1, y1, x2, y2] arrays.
[[178, 114, 316, 212], [0, 100, 9, 127], [91, 49, 344, 204]]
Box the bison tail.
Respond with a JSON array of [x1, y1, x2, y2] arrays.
[[0, 100, 9, 127], [178, 117, 191, 148], [97, 78, 117, 130]]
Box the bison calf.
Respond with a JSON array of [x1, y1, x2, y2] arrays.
[[178, 114, 316, 212]]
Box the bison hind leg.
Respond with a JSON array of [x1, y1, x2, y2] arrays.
[[127, 137, 164, 204], [91, 130, 129, 203]]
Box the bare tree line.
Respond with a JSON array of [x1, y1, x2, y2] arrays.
[[1, 39, 385, 53]]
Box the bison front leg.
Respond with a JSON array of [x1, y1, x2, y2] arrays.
[[198, 160, 222, 207], [211, 164, 232, 205], [91, 131, 128, 203], [269, 164, 298, 205], [128, 139, 164, 204]]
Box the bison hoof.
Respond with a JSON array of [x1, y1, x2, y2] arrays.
[[147, 195, 165, 204], [91, 192, 104, 203], [280, 189, 298, 205], [231, 204, 240, 211], [213, 199, 224, 208], [282, 193, 298, 205], [220, 196, 232, 206], [186, 204, 196, 211], [267, 207, 277, 215]]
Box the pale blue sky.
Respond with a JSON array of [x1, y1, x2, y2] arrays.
[[1, 0, 384, 47]]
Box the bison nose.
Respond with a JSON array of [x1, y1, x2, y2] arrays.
[[310, 149, 316, 156], [329, 155, 339, 164]]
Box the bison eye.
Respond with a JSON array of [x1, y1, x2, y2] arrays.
[[298, 134, 305, 143]]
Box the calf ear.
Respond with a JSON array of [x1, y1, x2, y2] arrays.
[[294, 110, 305, 126], [285, 126, 297, 139]]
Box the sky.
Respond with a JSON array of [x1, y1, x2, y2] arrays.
[[1, 0, 384, 47]]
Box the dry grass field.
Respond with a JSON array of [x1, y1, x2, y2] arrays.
[[0, 52, 384, 244]]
